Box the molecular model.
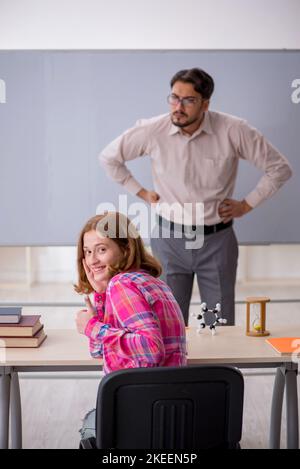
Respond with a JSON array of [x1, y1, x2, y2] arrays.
[[193, 302, 227, 335]]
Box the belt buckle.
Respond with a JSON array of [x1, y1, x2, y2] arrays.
[[213, 224, 218, 233]]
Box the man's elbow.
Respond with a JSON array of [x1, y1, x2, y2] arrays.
[[98, 151, 108, 169], [286, 164, 293, 181], [98, 152, 121, 183], [278, 161, 293, 185]]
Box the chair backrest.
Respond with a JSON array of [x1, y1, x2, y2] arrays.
[[95, 365, 244, 449]]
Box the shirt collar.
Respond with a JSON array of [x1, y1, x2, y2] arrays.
[[168, 111, 213, 137]]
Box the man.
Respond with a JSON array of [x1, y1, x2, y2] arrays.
[[99, 68, 292, 325]]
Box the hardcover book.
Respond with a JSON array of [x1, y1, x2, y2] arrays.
[[0, 315, 42, 337], [0, 307, 22, 324], [0, 327, 47, 348]]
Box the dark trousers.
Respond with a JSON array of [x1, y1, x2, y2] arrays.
[[150, 225, 238, 326]]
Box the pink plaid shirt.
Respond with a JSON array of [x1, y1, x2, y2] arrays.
[[84, 270, 187, 375]]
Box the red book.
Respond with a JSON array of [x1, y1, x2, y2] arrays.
[[0, 315, 43, 337], [0, 328, 47, 348]]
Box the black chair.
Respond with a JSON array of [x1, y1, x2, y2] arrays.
[[79, 365, 244, 449]]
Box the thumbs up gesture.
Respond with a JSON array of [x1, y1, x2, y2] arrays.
[[76, 295, 97, 335]]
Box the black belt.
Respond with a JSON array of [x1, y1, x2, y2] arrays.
[[157, 216, 233, 235]]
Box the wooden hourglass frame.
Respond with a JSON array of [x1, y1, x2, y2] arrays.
[[246, 296, 270, 337]]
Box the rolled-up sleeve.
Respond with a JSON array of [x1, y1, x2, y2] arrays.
[[234, 121, 293, 208], [99, 122, 150, 195], [84, 291, 106, 358]]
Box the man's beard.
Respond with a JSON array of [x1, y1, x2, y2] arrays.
[[171, 112, 199, 128]]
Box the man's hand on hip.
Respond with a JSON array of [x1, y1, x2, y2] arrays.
[[137, 188, 160, 204], [218, 199, 252, 223]]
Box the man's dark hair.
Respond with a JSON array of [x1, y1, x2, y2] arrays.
[[170, 68, 214, 100]]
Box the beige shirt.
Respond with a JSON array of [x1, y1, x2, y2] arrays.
[[99, 111, 292, 225]]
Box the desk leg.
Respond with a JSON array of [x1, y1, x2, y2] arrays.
[[0, 372, 11, 449], [10, 372, 22, 449], [285, 366, 299, 449], [269, 367, 285, 449]]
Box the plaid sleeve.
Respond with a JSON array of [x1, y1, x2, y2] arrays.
[[94, 291, 106, 320], [84, 318, 105, 358], [95, 278, 165, 368], [83, 291, 106, 358]]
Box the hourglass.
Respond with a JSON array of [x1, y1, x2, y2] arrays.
[[246, 297, 270, 337]]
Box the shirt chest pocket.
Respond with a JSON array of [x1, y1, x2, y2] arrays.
[[196, 156, 234, 190]]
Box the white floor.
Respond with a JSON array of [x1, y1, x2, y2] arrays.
[[1, 280, 300, 449]]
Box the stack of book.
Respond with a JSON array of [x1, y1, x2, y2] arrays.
[[0, 307, 47, 348]]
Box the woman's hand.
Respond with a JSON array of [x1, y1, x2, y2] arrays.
[[76, 296, 96, 334], [82, 258, 108, 293]]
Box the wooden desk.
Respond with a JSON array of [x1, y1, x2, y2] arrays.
[[0, 327, 298, 449], [186, 326, 299, 365], [0, 330, 102, 368]]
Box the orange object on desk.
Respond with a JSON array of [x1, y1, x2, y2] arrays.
[[266, 337, 300, 355]]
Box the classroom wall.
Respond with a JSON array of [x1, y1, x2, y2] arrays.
[[1, 49, 299, 245], [0, 0, 299, 284]]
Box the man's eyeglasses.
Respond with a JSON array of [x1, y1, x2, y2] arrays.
[[167, 94, 202, 107]]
